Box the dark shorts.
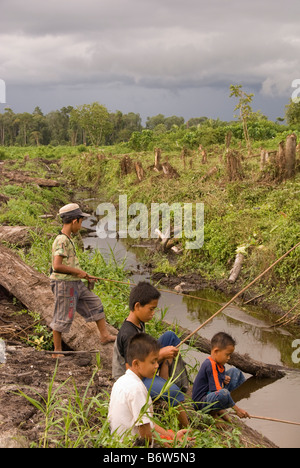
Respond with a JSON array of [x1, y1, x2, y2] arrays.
[[50, 280, 105, 333]]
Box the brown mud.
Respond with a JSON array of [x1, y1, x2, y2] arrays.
[[0, 285, 114, 448]]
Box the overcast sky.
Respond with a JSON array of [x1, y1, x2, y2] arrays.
[[1, 0, 300, 122]]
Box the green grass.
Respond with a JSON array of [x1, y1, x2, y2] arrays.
[[0, 142, 299, 312]]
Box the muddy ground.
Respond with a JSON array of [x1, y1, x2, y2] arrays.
[[0, 286, 114, 448], [0, 285, 278, 449]]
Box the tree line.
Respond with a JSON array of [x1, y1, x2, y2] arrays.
[[0, 95, 299, 148], [0, 103, 144, 147]]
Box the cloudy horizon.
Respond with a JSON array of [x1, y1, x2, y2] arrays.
[[1, 0, 299, 122]]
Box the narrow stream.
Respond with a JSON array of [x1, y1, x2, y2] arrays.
[[81, 196, 300, 448]]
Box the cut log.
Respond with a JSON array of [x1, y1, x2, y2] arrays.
[[1, 170, 60, 187], [199, 166, 218, 183], [162, 320, 286, 379], [228, 252, 244, 283], [0, 244, 116, 370], [0, 226, 34, 247], [135, 161, 145, 182], [155, 228, 182, 254]]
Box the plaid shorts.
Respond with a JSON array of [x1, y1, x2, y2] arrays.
[[50, 280, 105, 333]]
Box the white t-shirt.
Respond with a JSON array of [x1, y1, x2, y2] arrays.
[[108, 369, 154, 439]]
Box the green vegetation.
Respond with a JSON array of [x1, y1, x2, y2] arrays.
[[1, 84, 300, 148], [1, 127, 298, 447], [56, 140, 299, 310], [0, 110, 299, 311], [18, 361, 245, 448], [1, 87, 299, 448]]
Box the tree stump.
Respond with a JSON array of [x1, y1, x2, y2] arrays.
[[161, 162, 179, 178], [225, 150, 244, 181], [285, 133, 297, 179], [135, 161, 145, 181], [154, 148, 162, 171], [120, 155, 133, 176]]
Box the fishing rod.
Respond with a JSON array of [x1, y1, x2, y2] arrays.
[[86, 240, 299, 344], [176, 240, 300, 348], [88, 275, 222, 305], [249, 414, 300, 427]]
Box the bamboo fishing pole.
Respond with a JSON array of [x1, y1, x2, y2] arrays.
[[249, 414, 300, 427], [176, 240, 300, 348], [89, 276, 222, 305]]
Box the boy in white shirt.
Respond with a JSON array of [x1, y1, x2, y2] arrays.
[[108, 333, 190, 445]]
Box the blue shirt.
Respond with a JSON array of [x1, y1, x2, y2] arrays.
[[192, 357, 226, 409]]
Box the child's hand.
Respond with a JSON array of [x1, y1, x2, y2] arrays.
[[159, 346, 179, 360], [175, 429, 195, 446], [234, 405, 250, 419], [224, 375, 231, 385], [77, 270, 89, 279]]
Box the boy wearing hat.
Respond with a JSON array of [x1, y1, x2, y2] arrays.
[[50, 203, 115, 357]]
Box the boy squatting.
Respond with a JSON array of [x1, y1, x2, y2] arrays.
[[192, 332, 250, 420]]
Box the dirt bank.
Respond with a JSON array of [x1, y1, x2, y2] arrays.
[[0, 286, 114, 448]]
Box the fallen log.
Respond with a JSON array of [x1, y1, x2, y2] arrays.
[[0, 226, 34, 247], [1, 170, 60, 187], [162, 320, 286, 379], [228, 252, 244, 283], [155, 228, 183, 254], [0, 244, 116, 370]]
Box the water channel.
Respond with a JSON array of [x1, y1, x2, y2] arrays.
[[81, 196, 300, 448]]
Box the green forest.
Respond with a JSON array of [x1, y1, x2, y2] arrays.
[[1, 88, 300, 149]]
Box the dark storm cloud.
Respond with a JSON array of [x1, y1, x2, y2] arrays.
[[1, 0, 300, 117]]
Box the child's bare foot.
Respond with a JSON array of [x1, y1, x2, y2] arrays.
[[51, 351, 65, 358], [100, 334, 116, 345], [218, 410, 232, 423], [211, 410, 231, 428]]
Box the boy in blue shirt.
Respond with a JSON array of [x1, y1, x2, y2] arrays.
[[192, 332, 250, 421]]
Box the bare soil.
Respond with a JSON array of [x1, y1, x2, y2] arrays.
[[0, 287, 113, 448]]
